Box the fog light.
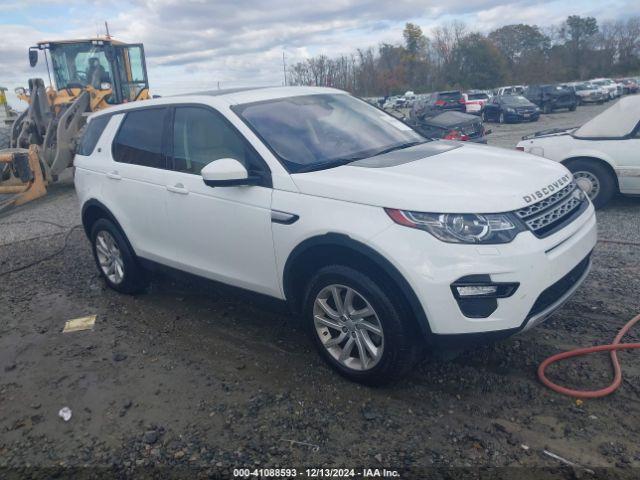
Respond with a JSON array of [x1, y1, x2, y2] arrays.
[[456, 285, 498, 297]]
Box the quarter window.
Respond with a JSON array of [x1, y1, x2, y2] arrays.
[[77, 114, 110, 156], [171, 106, 257, 175], [113, 108, 167, 168]]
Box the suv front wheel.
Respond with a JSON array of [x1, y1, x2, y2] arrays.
[[90, 218, 149, 294], [304, 265, 421, 385]]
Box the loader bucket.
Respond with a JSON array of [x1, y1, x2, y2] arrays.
[[0, 146, 47, 212]]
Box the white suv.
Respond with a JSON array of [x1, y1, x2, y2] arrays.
[[74, 87, 597, 384]]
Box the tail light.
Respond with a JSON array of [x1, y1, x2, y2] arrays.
[[444, 130, 470, 141], [459, 98, 465, 104], [435, 100, 446, 106]]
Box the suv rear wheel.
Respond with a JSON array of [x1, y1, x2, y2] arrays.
[[90, 218, 148, 293], [303, 265, 421, 385], [567, 159, 616, 209]]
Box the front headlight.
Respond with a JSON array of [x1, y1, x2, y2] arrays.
[[506, 107, 515, 113], [385, 209, 524, 244]]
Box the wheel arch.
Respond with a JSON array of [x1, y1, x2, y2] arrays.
[[562, 155, 620, 192], [282, 233, 432, 339], [81, 199, 138, 255]]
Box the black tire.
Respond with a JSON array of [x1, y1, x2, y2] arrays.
[[542, 103, 552, 114], [303, 265, 422, 385], [90, 218, 148, 294], [0, 127, 12, 180], [0, 126, 11, 149], [566, 159, 616, 209], [569, 103, 577, 112]]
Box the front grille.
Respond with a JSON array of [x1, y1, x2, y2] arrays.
[[515, 182, 587, 237], [526, 253, 591, 319]]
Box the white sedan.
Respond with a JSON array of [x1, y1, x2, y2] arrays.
[[517, 96, 640, 208]]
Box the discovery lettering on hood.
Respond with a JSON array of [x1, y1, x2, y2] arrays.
[[523, 174, 572, 204]]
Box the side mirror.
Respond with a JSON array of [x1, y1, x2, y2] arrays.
[[201, 158, 260, 187], [28, 48, 38, 67]]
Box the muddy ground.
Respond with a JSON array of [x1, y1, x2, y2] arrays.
[[1, 102, 639, 479]]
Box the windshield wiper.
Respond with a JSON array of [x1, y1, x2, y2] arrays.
[[370, 140, 427, 157], [294, 141, 428, 173], [294, 156, 369, 173]]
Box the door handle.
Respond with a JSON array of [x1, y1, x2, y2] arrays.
[[166, 183, 189, 195], [106, 171, 121, 180]]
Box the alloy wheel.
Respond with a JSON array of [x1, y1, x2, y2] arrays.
[[95, 230, 125, 284], [313, 284, 384, 371], [573, 171, 600, 201]]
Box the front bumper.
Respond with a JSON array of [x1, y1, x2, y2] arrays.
[[550, 101, 575, 109], [369, 204, 597, 339], [580, 94, 605, 103], [505, 111, 539, 122]]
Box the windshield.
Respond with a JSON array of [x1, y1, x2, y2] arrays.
[[502, 95, 532, 106], [234, 94, 426, 173], [467, 93, 488, 100], [439, 91, 462, 101], [49, 43, 113, 89]]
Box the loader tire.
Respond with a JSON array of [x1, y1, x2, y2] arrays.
[[0, 127, 11, 180], [0, 127, 10, 149]]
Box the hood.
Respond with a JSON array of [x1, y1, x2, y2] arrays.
[[522, 127, 576, 140], [574, 95, 640, 138], [290, 141, 571, 213]]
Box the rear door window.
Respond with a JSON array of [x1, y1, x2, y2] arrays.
[[440, 91, 462, 101], [77, 114, 111, 156], [113, 108, 168, 168]]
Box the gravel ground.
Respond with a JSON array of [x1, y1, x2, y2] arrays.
[[1, 105, 639, 479]]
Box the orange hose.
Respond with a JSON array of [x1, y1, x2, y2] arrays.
[[538, 314, 640, 398]]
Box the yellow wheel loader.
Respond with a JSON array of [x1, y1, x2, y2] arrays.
[[0, 38, 150, 211]]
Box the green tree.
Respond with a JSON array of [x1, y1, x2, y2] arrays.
[[402, 23, 429, 89], [489, 24, 549, 63], [450, 33, 507, 89], [560, 15, 599, 78], [403, 23, 427, 57]]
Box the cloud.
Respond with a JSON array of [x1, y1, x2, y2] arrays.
[[1, 0, 634, 106]]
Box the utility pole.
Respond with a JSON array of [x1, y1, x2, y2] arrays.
[[282, 51, 287, 86], [105, 21, 111, 39]]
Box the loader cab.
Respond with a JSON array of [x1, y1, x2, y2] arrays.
[[30, 39, 149, 106]]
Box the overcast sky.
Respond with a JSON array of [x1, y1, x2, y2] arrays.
[[1, 0, 638, 107]]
